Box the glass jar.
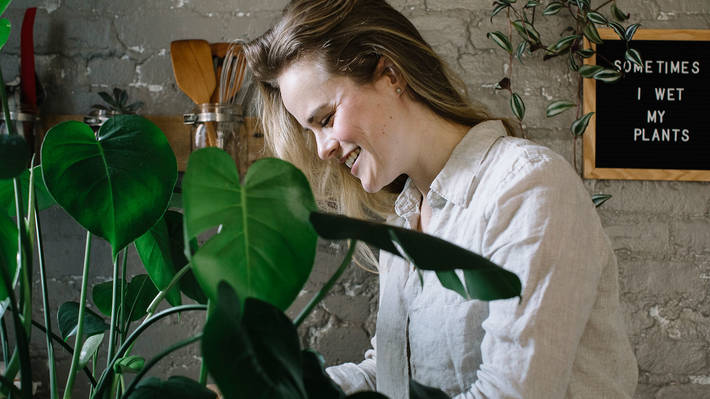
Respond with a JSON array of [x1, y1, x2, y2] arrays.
[[184, 103, 244, 169], [84, 109, 122, 134], [0, 109, 40, 157]]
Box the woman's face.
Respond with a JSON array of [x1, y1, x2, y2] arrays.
[[277, 58, 411, 193]]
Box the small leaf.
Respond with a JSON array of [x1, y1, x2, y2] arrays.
[[576, 48, 595, 58], [0, 18, 10, 50], [608, 21, 626, 41], [487, 31, 513, 53], [578, 64, 604, 78], [574, 0, 590, 11], [593, 68, 622, 83], [410, 380, 450, 399], [114, 355, 145, 374], [98, 91, 115, 107], [568, 51, 579, 71], [586, 11, 608, 25], [524, 0, 539, 8], [0, 133, 29, 179], [57, 302, 109, 341], [510, 92, 525, 121], [625, 48, 643, 68], [546, 100, 577, 117], [127, 376, 216, 399], [611, 3, 630, 21], [495, 77, 511, 91], [512, 20, 541, 44], [546, 34, 579, 54], [583, 22, 603, 44], [624, 23, 641, 42], [592, 193, 612, 208], [490, 3, 508, 21], [92, 275, 159, 323], [542, 2, 563, 15], [515, 41, 528, 62], [570, 112, 594, 136], [79, 333, 104, 368]]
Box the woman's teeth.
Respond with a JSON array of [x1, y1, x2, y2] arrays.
[[344, 147, 361, 169]]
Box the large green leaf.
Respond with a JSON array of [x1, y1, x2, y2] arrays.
[[40, 115, 177, 257], [92, 274, 159, 323], [126, 376, 216, 399], [0, 18, 9, 51], [57, 302, 109, 341], [135, 210, 185, 307], [302, 349, 345, 399], [0, 133, 29, 179], [0, 166, 55, 218], [310, 212, 522, 301], [182, 149, 317, 310], [0, 0, 11, 16], [201, 282, 306, 399], [0, 212, 18, 305]]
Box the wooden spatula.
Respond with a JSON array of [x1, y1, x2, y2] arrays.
[[170, 39, 216, 104], [171, 39, 218, 145]]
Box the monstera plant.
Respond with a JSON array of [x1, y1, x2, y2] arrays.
[[0, 3, 519, 397]]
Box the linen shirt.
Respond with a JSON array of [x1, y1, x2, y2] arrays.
[[326, 120, 638, 398]]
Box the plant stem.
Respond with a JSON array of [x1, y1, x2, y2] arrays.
[[198, 300, 212, 386], [0, 67, 16, 136], [593, 0, 614, 12], [294, 239, 357, 328], [0, 318, 8, 366], [122, 333, 203, 398], [30, 320, 98, 386], [145, 263, 191, 318], [106, 254, 119, 368], [63, 231, 93, 399], [34, 207, 58, 399], [90, 304, 207, 399], [119, 249, 127, 344]]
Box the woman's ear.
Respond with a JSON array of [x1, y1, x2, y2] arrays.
[[374, 56, 401, 86]]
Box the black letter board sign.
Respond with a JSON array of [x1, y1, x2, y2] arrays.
[[583, 29, 710, 181]]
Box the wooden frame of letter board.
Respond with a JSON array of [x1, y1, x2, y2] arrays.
[[583, 29, 710, 181]]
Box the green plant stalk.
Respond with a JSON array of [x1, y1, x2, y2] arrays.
[[119, 249, 127, 343], [34, 207, 58, 399], [63, 231, 93, 399], [294, 239, 357, 327], [122, 333, 203, 398], [90, 304, 207, 399], [0, 373, 22, 397], [0, 318, 8, 366], [145, 263, 191, 318], [0, 66, 16, 136], [30, 320, 97, 386], [106, 254, 120, 369], [0, 234, 31, 399], [198, 300, 213, 386]]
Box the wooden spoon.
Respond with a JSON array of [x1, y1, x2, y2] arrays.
[[170, 39, 217, 145]]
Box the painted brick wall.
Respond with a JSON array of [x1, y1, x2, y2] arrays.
[[1, 1, 708, 398]]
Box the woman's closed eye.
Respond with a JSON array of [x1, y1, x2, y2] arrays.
[[320, 112, 334, 128]]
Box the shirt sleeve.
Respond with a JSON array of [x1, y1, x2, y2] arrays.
[[454, 155, 610, 399], [325, 335, 377, 394]]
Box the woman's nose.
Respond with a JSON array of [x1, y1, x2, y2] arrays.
[[314, 130, 339, 160]]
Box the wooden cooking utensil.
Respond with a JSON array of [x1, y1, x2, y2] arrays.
[[170, 39, 217, 145]]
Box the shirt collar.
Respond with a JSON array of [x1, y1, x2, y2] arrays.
[[393, 119, 506, 217]]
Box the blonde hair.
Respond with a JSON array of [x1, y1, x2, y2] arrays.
[[244, 0, 499, 263]]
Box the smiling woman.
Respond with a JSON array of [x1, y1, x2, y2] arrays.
[[243, 0, 638, 398]]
